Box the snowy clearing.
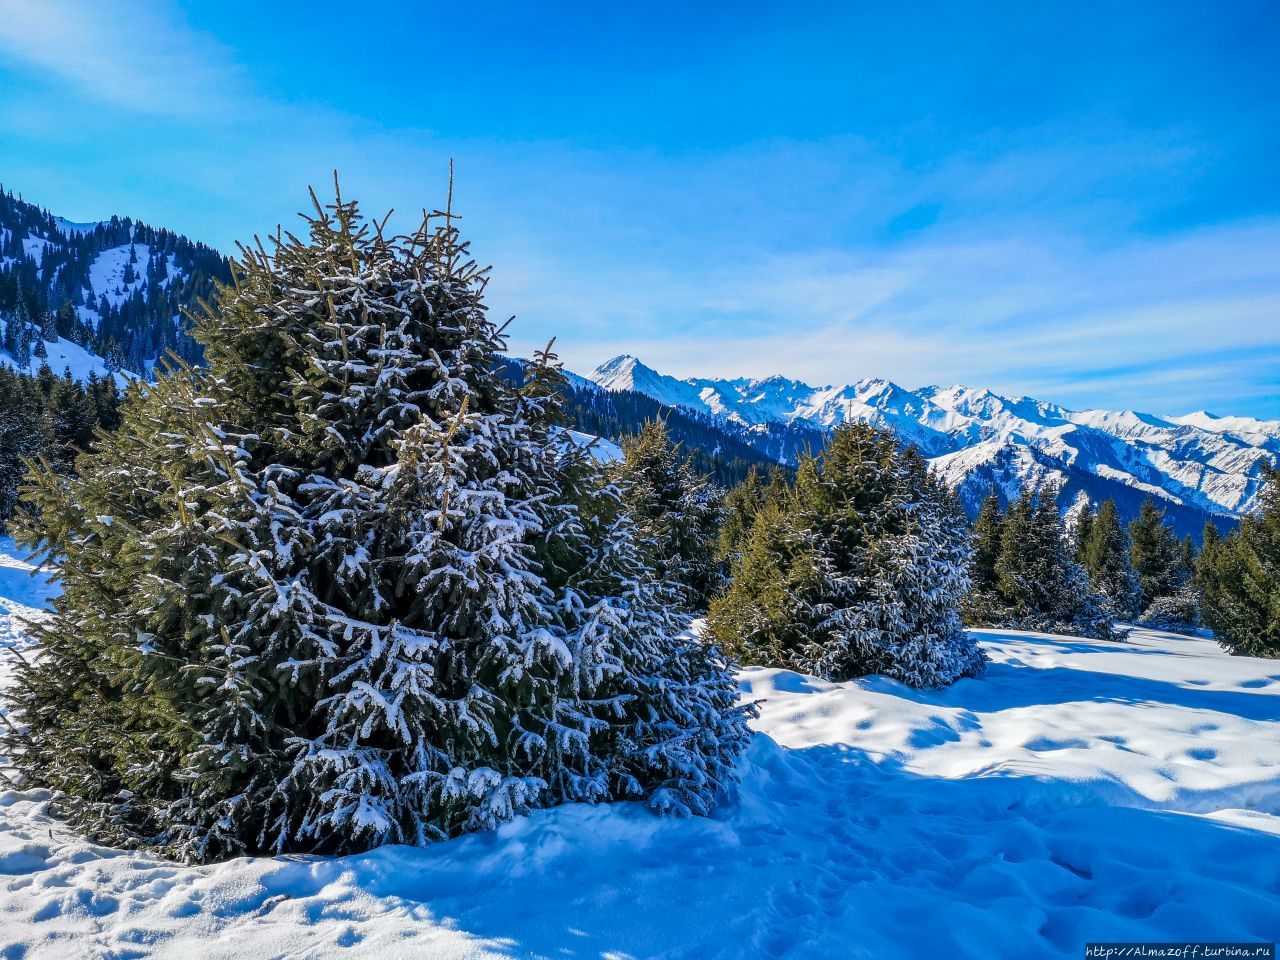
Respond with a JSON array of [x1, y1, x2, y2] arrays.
[[0, 336, 136, 384], [0, 553, 1278, 957]]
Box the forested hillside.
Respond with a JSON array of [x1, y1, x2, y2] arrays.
[[0, 187, 231, 374]]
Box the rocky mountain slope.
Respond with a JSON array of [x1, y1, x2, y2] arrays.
[[589, 356, 1276, 536]]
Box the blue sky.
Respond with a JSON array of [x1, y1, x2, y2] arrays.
[[1, 1, 1278, 417]]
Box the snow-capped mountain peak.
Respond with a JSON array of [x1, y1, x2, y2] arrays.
[[586, 354, 1279, 531]]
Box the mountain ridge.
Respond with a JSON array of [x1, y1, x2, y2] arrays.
[[0, 187, 230, 379], [587, 354, 1275, 535], [3, 185, 1269, 539]]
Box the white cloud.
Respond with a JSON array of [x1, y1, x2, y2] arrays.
[[0, 0, 240, 117], [504, 219, 1280, 416], [0, 5, 1274, 417]]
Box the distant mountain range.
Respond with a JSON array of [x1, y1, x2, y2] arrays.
[[2, 187, 1272, 538], [587, 355, 1278, 537]]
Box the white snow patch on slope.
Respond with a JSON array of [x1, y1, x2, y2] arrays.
[[88, 244, 155, 308], [53, 217, 101, 236], [1, 553, 1279, 956], [564, 429, 623, 464], [1174, 411, 1280, 445], [551, 427, 624, 464], [0, 336, 136, 383], [0, 539, 58, 613]]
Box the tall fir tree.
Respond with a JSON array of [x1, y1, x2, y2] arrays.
[[1079, 499, 1142, 621], [1129, 497, 1183, 609], [962, 486, 1006, 626], [611, 418, 725, 610], [5, 182, 752, 860], [1138, 531, 1202, 630], [715, 467, 767, 569], [1073, 503, 1094, 565], [994, 483, 1115, 639]]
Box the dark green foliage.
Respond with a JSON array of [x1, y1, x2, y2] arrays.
[[968, 483, 1116, 639], [1197, 464, 1280, 656], [4, 185, 752, 860], [1078, 499, 1142, 620], [962, 486, 1005, 624], [1129, 497, 1188, 608], [708, 422, 985, 688], [612, 419, 725, 610], [1073, 504, 1093, 565], [716, 468, 788, 568], [0, 364, 121, 528]]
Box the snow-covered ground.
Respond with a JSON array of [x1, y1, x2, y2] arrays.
[[555, 427, 625, 464], [0, 539, 57, 620], [0, 547, 1277, 957], [0, 336, 135, 383]]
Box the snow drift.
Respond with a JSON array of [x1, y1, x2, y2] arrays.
[[1, 553, 1278, 956]]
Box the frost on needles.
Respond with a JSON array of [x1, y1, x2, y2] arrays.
[[4, 183, 752, 861]]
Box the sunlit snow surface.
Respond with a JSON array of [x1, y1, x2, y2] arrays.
[[1, 548, 1278, 957], [0, 336, 136, 384]]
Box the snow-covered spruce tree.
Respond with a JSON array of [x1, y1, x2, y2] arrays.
[[835, 448, 985, 687], [994, 483, 1115, 639], [5, 183, 752, 860], [611, 418, 725, 610], [1136, 585, 1202, 631], [708, 423, 985, 687], [1078, 499, 1142, 621]]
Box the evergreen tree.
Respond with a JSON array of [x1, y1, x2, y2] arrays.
[[53, 305, 75, 343], [1073, 502, 1094, 565], [5, 183, 752, 860], [1137, 533, 1201, 630], [706, 495, 824, 675], [1129, 497, 1182, 608], [715, 467, 766, 568], [612, 418, 725, 610], [0, 365, 120, 530], [11, 298, 31, 366], [708, 423, 985, 687], [1176, 535, 1196, 586], [962, 486, 1005, 625], [1197, 465, 1280, 656], [1079, 499, 1142, 620], [994, 483, 1115, 638]]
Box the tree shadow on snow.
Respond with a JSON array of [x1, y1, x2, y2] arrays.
[[966, 666, 1280, 722], [324, 731, 1280, 960]]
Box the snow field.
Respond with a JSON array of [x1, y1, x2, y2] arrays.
[[0, 564, 1278, 956], [0, 335, 133, 384], [0, 541, 57, 616]]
